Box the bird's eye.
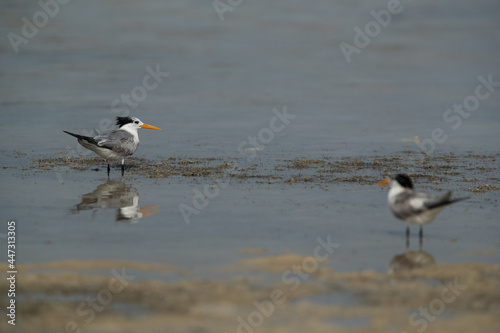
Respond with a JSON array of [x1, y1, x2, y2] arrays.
[[134, 121, 139, 124]]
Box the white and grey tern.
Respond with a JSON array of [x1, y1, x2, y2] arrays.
[[377, 174, 468, 243], [64, 116, 161, 176]]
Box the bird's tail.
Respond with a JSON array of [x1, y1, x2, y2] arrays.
[[446, 196, 469, 205], [64, 130, 81, 139], [425, 192, 469, 210], [63, 131, 93, 141]]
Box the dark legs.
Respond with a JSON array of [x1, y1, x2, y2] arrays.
[[406, 225, 410, 249], [105, 160, 126, 176], [406, 225, 423, 248]]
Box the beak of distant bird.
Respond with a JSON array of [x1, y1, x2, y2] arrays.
[[377, 179, 391, 186], [139, 205, 160, 218], [140, 123, 161, 130]]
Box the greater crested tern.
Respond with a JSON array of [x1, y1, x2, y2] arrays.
[[64, 116, 161, 176], [377, 174, 468, 243]]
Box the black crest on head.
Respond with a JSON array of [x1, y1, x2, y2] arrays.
[[394, 174, 413, 189], [116, 116, 134, 128]]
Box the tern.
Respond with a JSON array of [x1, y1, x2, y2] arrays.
[[64, 116, 161, 176], [377, 174, 468, 243]]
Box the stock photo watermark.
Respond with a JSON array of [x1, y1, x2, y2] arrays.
[[235, 235, 340, 333], [405, 277, 467, 333], [178, 106, 295, 225], [6, 221, 17, 326], [417, 73, 500, 154], [339, 0, 412, 64], [7, 0, 71, 53], [57, 268, 135, 333], [213, 0, 245, 21], [110, 64, 169, 118]]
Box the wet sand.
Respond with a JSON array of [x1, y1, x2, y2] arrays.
[[27, 151, 500, 190], [1, 258, 498, 333]]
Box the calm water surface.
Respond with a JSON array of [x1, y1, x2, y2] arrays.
[[0, 0, 499, 276]]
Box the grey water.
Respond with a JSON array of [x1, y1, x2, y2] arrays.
[[0, 0, 499, 276]]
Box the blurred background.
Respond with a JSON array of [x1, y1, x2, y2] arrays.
[[2, 0, 499, 154]]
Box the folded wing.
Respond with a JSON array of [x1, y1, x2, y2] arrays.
[[95, 130, 137, 156]]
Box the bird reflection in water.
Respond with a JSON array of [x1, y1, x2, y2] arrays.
[[71, 180, 159, 222], [388, 242, 435, 273]]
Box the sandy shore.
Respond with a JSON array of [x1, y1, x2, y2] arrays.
[[1, 256, 498, 333], [20, 151, 499, 192]]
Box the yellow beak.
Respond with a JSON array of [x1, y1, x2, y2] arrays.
[[140, 123, 161, 130], [377, 179, 391, 186]]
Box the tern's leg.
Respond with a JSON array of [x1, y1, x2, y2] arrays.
[[406, 225, 410, 248], [121, 159, 125, 176], [107, 162, 110, 176], [419, 226, 423, 246]]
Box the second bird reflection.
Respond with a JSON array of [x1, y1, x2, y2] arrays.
[[388, 240, 436, 273], [71, 180, 159, 222]]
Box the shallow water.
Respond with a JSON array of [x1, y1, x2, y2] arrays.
[[0, 0, 499, 331]]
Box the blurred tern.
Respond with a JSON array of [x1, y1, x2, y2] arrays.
[[377, 174, 468, 243], [64, 116, 161, 176]]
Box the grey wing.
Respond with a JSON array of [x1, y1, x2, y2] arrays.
[[391, 191, 433, 220], [94, 130, 137, 156]]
